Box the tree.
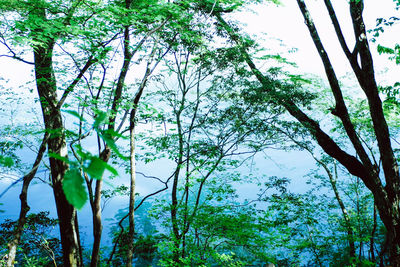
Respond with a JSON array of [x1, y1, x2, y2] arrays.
[[259, 173, 385, 266], [0, 0, 114, 264], [137, 36, 289, 263], [206, 0, 400, 264], [66, 0, 170, 263], [0, 212, 62, 266], [3, 0, 399, 265], [0, 0, 208, 265]]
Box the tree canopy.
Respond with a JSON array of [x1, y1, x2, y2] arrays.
[[0, 0, 400, 266]]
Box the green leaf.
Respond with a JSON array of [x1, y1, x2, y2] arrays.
[[62, 109, 86, 122], [377, 44, 394, 55], [76, 145, 90, 160], [98, 131, 128, 160], [85, 156, 106, 180], [93, 110, 108, 129], [84, 156, 119, 179], [48, 152, 69, 163], [62, 169, 87, 210], [0, 156, 14, 167], [104, 162, 118, 176]]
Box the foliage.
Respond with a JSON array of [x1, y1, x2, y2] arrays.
[[0, 0, 399, 266], [0, 212, 62, 266], [109, 203, 163, 266], [259, 172, 387, 266]]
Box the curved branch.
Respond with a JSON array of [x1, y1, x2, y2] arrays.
[[106, 171, 175, 264], [0, 33, 34, 65]]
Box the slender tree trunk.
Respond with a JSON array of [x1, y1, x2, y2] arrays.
[[92, 13, 162, 265], [87, 145, 109, 267], [6, 133, 48, 266], [171, 103, 185, 263], [127, 111, 136, 266], [280, 133, 357, 260], [182, 169, 189, 259], [300, 1, 400, 263], [28, 4, 82, 265], [90, 1, 132, 263], [182, 116, 193, 260], [90, 179, 103, 267], [330, 163, 356, 260], [305, 225, 323, 267], [370, 203, 377, 262]]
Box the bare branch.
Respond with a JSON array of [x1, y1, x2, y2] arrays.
[[0, 34, 34, 65]]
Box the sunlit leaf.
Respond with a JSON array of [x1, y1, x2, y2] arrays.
[[93, 110, 108, 129], [98, 131, 128, 160], [0, 156, 14, 167], [104, 162, 118, 176], [85, 157, 106, 180], [48, 152, 69, 163], [62, 109, 86, 122], [62, 168, 87, 210]]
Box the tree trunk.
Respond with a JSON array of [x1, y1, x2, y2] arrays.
[[90, 178, 103, 267], [90, 2, 132, 263], [6, 133, 48, 266], [331, 162, 356, 260], [33, 36, 81, 267], [370, 203, 377, 262], [284, 135, 357, 260], [171, 108, 184, 263], [127, 111, 136, 266], [296, 1, 400, 263]]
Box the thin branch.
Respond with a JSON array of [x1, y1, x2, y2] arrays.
[[323, 0, 353, 59], [56, 55, 96, 109], [0, 34, 34, 65], [136, 171, 165, 184]]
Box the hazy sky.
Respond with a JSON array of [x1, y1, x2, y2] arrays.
[[0, 0, 399, 245], [238, 0, 400, 79]]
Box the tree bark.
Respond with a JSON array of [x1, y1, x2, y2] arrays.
[[89, 179, 103, 267], [29, 6, 82, 264], [90, 2, 133, 264], [171, 107, 184, 263], [34, 38, 82, 267], [127, 111, 136, 266]]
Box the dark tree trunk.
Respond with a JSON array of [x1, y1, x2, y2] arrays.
[[296, 1, 400, 263], [33, 36, 82, 267]]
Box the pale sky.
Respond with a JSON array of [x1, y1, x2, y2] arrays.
[[238, 0, 400, 81]]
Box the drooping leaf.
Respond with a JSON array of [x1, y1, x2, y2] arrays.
[[93, 110, 108, 129], [48, 152, 69, 163], [62, 168, 87, 210], [62, 109, 86, 122], [98, 130, 128, 160], [104, 162, 119, 176], [85, 156, 106, 180]]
